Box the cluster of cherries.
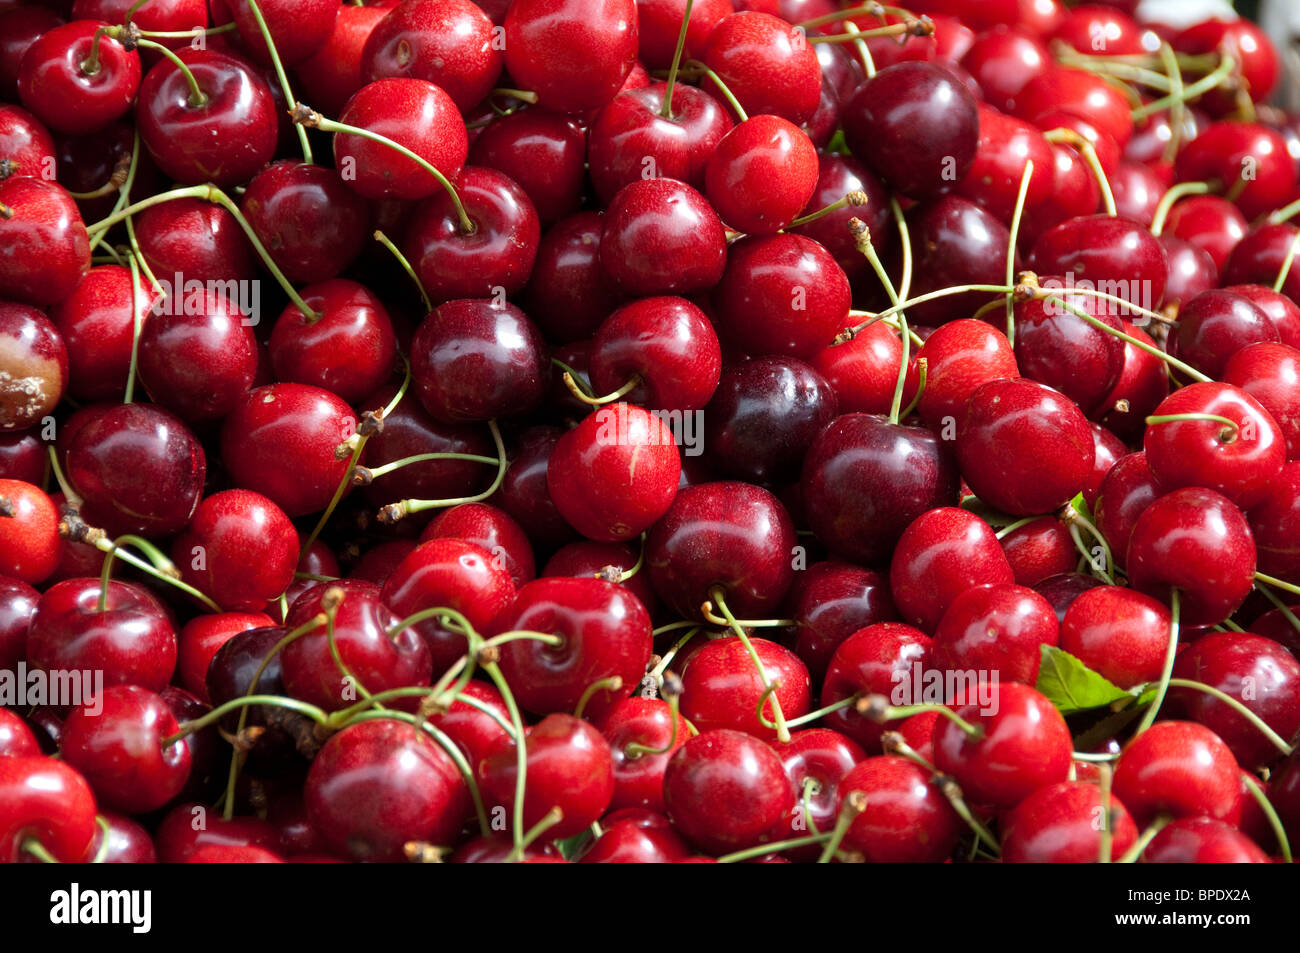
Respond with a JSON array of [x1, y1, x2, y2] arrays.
[[3, 0, 1300, 864]]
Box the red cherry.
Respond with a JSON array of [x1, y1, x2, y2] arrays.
[[1001, 780, 1138, 863], [134, 195, 255, 286], [931, 582, 1059, 685], [1174, 19, 1280, 112], [811, 322, 902, 417], [173, 490, 297, 612], [1224, 343, 1300, 459], [901, 195, 1012, 327], [701, 12, 821, 126], [680, 636, 811, 740], [225, 0, 337, 66], [0, 177, 91, 307], [503, 0, 638, 114], [791, 153, 889, 284], [1175, 122, 1297, 221], [705, 115, 817, 235], [636, 0, 733, 69], [999, 516, 1075, 587], [421, 502, 536, 588], [0, 104, 55, 182], [1097, 322, 1169, 443], [599, 696, 690, 814], [1015, 66, 1132, 148], [1172, 289, 1279, 380], [17, 20, 140, 135], [1113, 721, 1243, 827], [175, 611, 274, 703], [590, 296, 721, 413], [0, 707, 38, 758], [820, 622, 932, 751], [294, 3, 390, 117], [154, 800, 278, 862], [0, 479, 60, 586], [1011, 284, 1125, 417], [524, 212, 624, 344], [1143, 817, 1270, 863], [837, 755, 962, 862], [1249, 461, 1300, 585], [1164, 195, 1248, 272], [1029, 214, 1166, 318], [0, 756, 98, 862], [956, 105, 1055, 225], [468, 109, 588, 227], [1059, 586, 1170, 689]]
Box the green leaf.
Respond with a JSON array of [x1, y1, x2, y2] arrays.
[[825, 129, 849, 156], [1036, 645, 1130, 714], [1067, 491, 1092, 525], [556, 830, 593, 861]]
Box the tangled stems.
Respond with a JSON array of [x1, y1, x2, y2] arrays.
[[840, 283, 1015, 339], [1134, 589, 1181, 736], [1060, 500, 1116, 584], [705, 586, 791, 743], [857, 694, 983, 740], [816, 791, 867, 864], [377, 419, 507, 523], [1131, 54, 1237, 122]]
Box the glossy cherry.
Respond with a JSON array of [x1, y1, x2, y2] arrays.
[[1059, 586, 1171, 690], [0, 756, 98, 862], [0, 177, 91, 307], [599, 696, 690, 814], [837, 755, 962, 863], [1113, 721, 1243, 827], [701, 11, 821, 126], [680, 636, 811, 740], [361, 0, 500, 112], [17, 19, 140, 136], [589, 296, 721, 413], [503, 0, 637, 114], [931, 582, 1059, 686], [468, 108, 587, 227], [704, 115, 818, 235], [1001, 780, 1138, 862]]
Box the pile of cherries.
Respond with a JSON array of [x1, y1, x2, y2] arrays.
[[4, 0, 1300, 865]]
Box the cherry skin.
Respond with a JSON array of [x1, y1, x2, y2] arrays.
[[0, 708, 38, 758], [1015, 66, 1133, 149], [1249, 461, 1300, 584], [1171, 632, 1300, 772], [50, 265, 156, 403], [714, 233, 850, 361], [1164, 196, 1248, 272], [1113, 721, 1243, 827], [803, 414, 961, 569], [492, 576, 652, 721], [931, 583, 1060, 686], [900, 319, 1019, 431], [771, 728, 866, 857], [954, 105, 1055, 226], [547, 403, 681, 543], [791, 153, 889, 284], [479, 712, 616, 841], [1224, 284, 1300, 350], [305, 718, 469, 862], [1059, 586, 1171, 690], [1001, 780, 1139, 863], [270, 279, 397, 405], [1143, 382, 1284, 509], [704, 115, 818, 235], [175, 611, 275, 703], [843, 61, 979, 200], [579, 815, 691, 863], [220, 383, 357, 517], [636, 0, 732, 70], [0, 177, 91, 307], [0, 104, 55, 184], [423, 678, 512, 773], [811, 322, 902, 417], [468, 109, 587, 227], [421, 503, 536, 588], [1172, 289, 1279, 381], [172, 490, 297, 613], [999, 516, 1075, 587], [154, 801, 278, 862], [837, 755, 963, 863], [1011, 286, 1125, 418], [679, 636, 812, 740], [361, 0, 500, 112], [133, 196, 255, 286], [1175, 122, 1296, 221], [956, 378, 1095, 517], [701, 12, 821, 126], [524, 212, 624, 345], [294, 2, 390, 116], [704, 356, 838, 486], [64, 402, 206, 537], [333, 78, 467, 201], [1094, 451, 1162, 572], [598, 177, 726, 298], [0, 756, 98, 863], [493, 426, 577, 548], [1159, 234, 1218, 310], [503, 0, 637, 114], [663, 729, 794, 856], [786, 561, 898, 682], [0, 479, 61, 585], [587, 83, 732, 205], [27, 578, 177, 692], [820, 623, 933, 751], [599, 696, 690, 814], [589, 296, 721, 413], [404, 166, 541, 301], [542, 540, 657, 614], [380, 538, 516, 679], [135, 48, 277, 187], [1143, 817, 1270, 864], [959, 25, 1051, 114], [1225, 343, 1300, 460], [645, 481, 795, 621], [0, 7, 64, 102], [900, 195, 1013, 327], [224, 0, 336, 66], [0, 431, 44, 483], [17, 19, 140, 136], [59, 685, 190, 814]]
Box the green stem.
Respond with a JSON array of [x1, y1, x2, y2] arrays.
[[378, 419, 508, 522], [782, 693, 858, 729], [1132, 55, 1236, 121], [1166, 679, 1293, 757], [684, 60, 748, 122], [716, 831, 833, 863], [659, 0, 693, 118], [1150, 180, 1213, 236], [816, 791, 866, 864], [1241, 773, 1291, 863], [165, 694, 328, 746], [1134, 589, 1180, 736], [135, 37, 208, 107], [372, 229, 430, 312], [709, 586, 790, 743], [241, 0, 313, 163], [1117, 816, 1171, 862], [1005, 159, 1034, 345], [1049, 294, 1211, 383], [1274, 228, 1300, 293]]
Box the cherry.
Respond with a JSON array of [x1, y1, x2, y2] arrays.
[[305, 717, 470, 862], [705, 114, 818, 235], [0, 6, 64, 102], [547, 403, 681, 542], [1143, 817, 1270, 864], [294, 2, 390, 117], [479, 712, 616, 841], [931, 582, 1059, 686], [1059, 586, 1171, 690], [27, 578, 177, 692], [1015, 66, 1132, 149], [421, 503, 536, 588], [1225, 344, 1300, 459], [449, 835, 560, 864], [1126, 487, 1255, 628], [1172, 290, 1279, 380], [0, 756, 98, 862], [493, 576, 652, 720], [820, 622, 933, 751], [0, 176, 91, 307], [175, 611, 275, 703], [404, 166, 541, 301], [1171, 631, 1300, 772], [1001, 780, 1138, 863], [361, 0, 500, 112], [0, 706, 38, 758], [220, 383, 357, 517], [645, 480, 795, 620], [579, 814, 691, 863], [1249, 461, 1300, 584], [494, 426, 577, 547], [1159, 234, 1218, 309], [1097, 322, 1169, 442], [224, 0, 336, 66], [1144, 382, 1284, 509], [704, 356, 838, 485], [785, 561, 898, 681], [380, 538, 515, 678], [49, 265, 156, 403], [999, 516, 1075, 586], [702, 11, 821, 127], [904, 319, 1019, 431], [419, 678, 510, 772], [790, 154, 888, 285], [811, 322, 902, 417], [664, 729, 794, 855], [0, 104, 55, 183], [524, 212, 624, 344], [502, 0, 636, 113], [0, 430, 44, 483], [770, 728, 864, 855], [1174, 19, 1279, 114], [599, 177, 726, 298], [0, 479, 60, 586], [17, 19, 140, 136], [590, 296, 721, 413], [542, 540, 657, 612], [1011, 284, 1125, 417], [1164, 196, 1248, 272], [837, 755, 962, 863], [1175, 122, 1297, 221], [468, 109, 587, 227], [1029, 215, 1166, 318], [960, 25, 1050, 115], [332, 78, 467, 201], [172, 489, 297, 613], [599, 696, 690, 814], [70, 0, 208, 41], [1095, 453, 1167, 556], [133, 196, 255, 286], [901, 195, 1013, 327], [154, 801, 278, 862], [1113, 721, 1243, 828], [952, 105, 1055, 226], [680, 636, 811, 740], [136, 48, 277, 187]]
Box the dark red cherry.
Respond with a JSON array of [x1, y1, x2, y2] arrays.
[[154, 801, 278, 862], [1012, 284, 1125, 417], [1113, 721, 1243, 827], [786, 561, 898, 681], [1093, 451, 1162, 573], [1029, 214, 1166, 318], [294, 2, 390, 117], [1159, 234, 1218, 309], [701, 11, 821, 126], [173, 490, 297, 612], [0, 756, 97, 863], [1175, 122, 1296, 220], [901, 195, 1013, 327], [705, 115, 818, 235], [1059, 585, 1170, 689], [1143, 817, 1270, 863], [999, 516, 1075, 586], [503, 0, 637, 113], [361, 0, 500, 112], [1126, 487, 1256, 627], [819, 622, 932, 751], [0, 7, 64, 102], [590, 296, 721, 412], [1097, 321, 1168, 443], [791, 154, 889, 284], [494, 426, 578, 547], [810, 323, 902, 418], [220, 383, 357, 517], [468, 109, 587, 227], [542, 540, 657, 614], [1172, 289, 1279, 380], [1249, 461, 1300, 584], [960, 25, 1051, 114], [133, 196, 255, 286], [524, 212, 624, 344], [175, 611, 275, 704], [599, 696, 690, 814], [680, 636, 811, 740], [17, 20, 140, 136], [49, 265, 155, 403], [636, 0, 732, 69], [838, 755, 962, 862], [0, 176, 90, 307], [1174, 19, 1279, 113], [578, 814, 690, 863], [931, 582, 1059, 685], [1001, 780, 1138, 862], [599, 177, 726, 298]]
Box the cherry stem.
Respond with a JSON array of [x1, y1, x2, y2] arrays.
[[1157, 42, 1187, 164], [796, 2, 886, 30], [897, 356, 926, 421], [788, 190, 870, 228], [937, 775, 1000, 854], [165, 694, 328, 747], [356, 450, 501, 484], [507, 806, 563, 862], [133, 37, 209, 107], [841, 283, 1015, 339], [46, 446, 80, 507], [881, 730, 937, 772], [124, 0, 148, 22], [1043, 129, 1115, 217], [800, 776, 823, 837], [573, 675, 623, 720], [1255, 582, 1300, 636], [1150, 180, 1213, 236], [1054, 45, 1174, 92], [480, 657, 530, 854], [1256, 572, 1300, 598], [1060, 500, 1116, 583], [372, 229, 431, 313], [1273, 228, 1300, 294], [1133, 589, 1181, 736], [647, 627, 703, 685], [624, 689, 682, 758], [783, 693, 859, 729], [1132, 54, 1237, 121], [20, 838, 58, 864], [551, 359, 593, 398], [242, 0, 313, 163], [1005, 159, 1035, 345], [858, 695, 984, 739], [563, 371, 640, 406], [717, 830, 834, 863], [88, 816, 112, 864], [840, 18, 876, 78], [122, 252, 144, 403], [1145, 412, 1239, 445], [1269, 197, 1300, 225], [816, 790, 866, 863], [684, 60, 748, 122], [80, 26, 110, 76], [596, 534, 645, 584], [378, 419, 507, 522], [1097, 761, 1114, 863], [708, 586, 791, 743], [326, 602, 373, 705], [136, 24, 238, 38], [77, 528, 222, 613], [660, 0, 694, 119], [809, 18, 932, 44], [1241, 773, 1292, 863], [1116, 815, 1170, 862], [299, 109, 475, 235], [994, 515, 1037, 540], [66, 155, 131, 201], [698, 602, 794, 629], [1047, 292, 1211, 383], [850, 216, 908, 423], [1165, 678, 1293, 757]]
